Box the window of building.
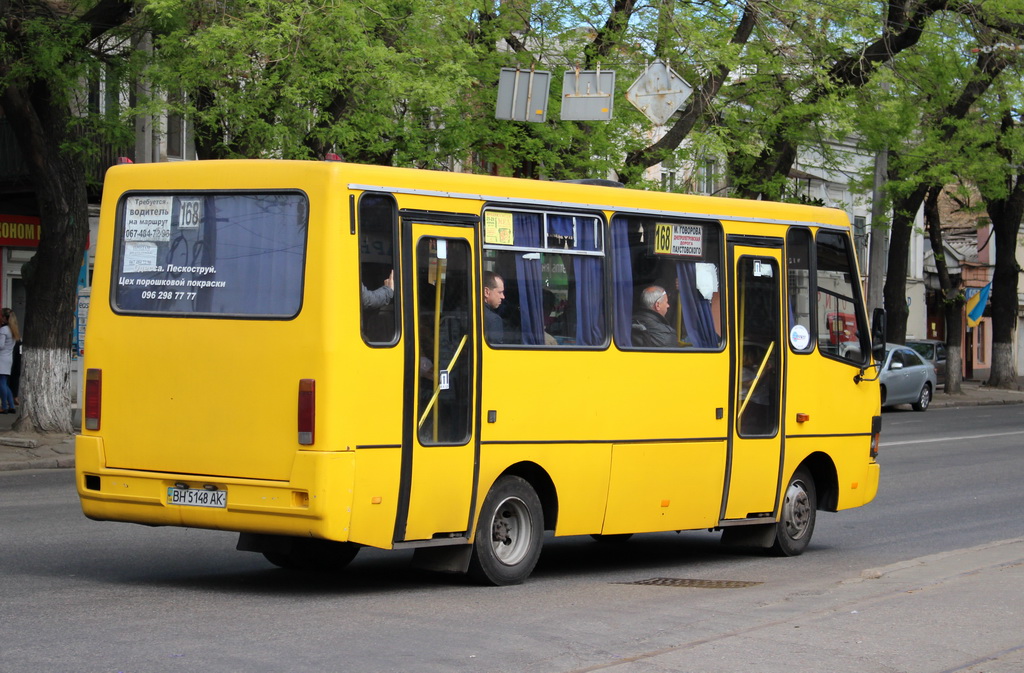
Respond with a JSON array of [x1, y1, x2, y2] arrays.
[[697, 160, 718, 195], [166, 90, 185, 159], [610, 215, 723, 350], [482, 209, 605, 348]]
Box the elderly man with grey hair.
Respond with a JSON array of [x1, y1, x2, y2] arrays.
[[631, 285, 676, 347]]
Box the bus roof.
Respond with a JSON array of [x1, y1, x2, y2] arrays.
[[104, 159, 852, 230]]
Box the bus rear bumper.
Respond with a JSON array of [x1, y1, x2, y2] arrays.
[[75, 435, 355, 541]]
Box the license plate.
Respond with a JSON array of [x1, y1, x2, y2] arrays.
[[167, 487, 226, 508]]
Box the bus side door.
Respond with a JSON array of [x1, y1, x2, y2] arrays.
[[724, 243, 785, 521], [395, 222, 479, 543]]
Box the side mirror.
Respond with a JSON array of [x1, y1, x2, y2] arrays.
[[890, 361, 903, 370], [871, 308, 886, 362]]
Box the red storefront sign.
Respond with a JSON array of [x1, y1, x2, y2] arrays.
[[0, 215, 41, 248]]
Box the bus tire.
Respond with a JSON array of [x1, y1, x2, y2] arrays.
[[769, 467, 817, 557], [468, 475, 544, 586], [263, 538, 360, 572]]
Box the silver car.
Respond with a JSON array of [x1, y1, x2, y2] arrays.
[[906, 339, 947, 388], [879, 343, 938, 411]]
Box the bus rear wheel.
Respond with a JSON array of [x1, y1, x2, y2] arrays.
[[262, 538, 360, 572], [769, 467, 817, 557], [468, 475, 544, 586]]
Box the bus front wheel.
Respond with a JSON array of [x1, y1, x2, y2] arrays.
[[769, 467, 817, 557], [468, 475, 544, 586]]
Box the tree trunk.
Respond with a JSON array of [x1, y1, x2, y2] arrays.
[[882, 178, 928, 343], [1, 83, 89, 435], [922, 184, 966, 396], [982, 170, 1023, 390], [989, 343, 1018, 390]]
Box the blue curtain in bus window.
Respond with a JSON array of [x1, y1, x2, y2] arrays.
[[610, 217, 633, 347], [572, 217, 605, 345], [514, 212, 544, 345], [675, 262, 717, 348]]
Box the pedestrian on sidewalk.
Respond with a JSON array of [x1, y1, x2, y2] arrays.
[[0, 308, 20, 414]]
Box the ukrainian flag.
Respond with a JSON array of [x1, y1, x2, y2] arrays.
[[966, 282, 991, 328]]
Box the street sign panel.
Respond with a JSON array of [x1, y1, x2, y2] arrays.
[[496, 68, 550, 123], [626, 61, 692, 125], [560, 69, 615, 121]]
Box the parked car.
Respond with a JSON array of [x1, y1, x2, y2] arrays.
[[906, 339, 947, 387], [879, 343, 938, 411]]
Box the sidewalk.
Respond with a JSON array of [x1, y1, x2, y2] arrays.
[[1, 381, 1020, 473], [0, 410, 77, 472], [927, 378, 1024, 409], [587, 537, 1024, 673]]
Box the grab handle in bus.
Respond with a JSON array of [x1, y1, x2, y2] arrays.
[[417, 334, 469, 431], [737, 341, 774, 421]]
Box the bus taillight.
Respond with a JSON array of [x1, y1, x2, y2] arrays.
[[298, 379, 315, 445], [84, 369, 102, 431]]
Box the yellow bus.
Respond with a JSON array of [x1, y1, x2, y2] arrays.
[[76, 159, 883, 585]]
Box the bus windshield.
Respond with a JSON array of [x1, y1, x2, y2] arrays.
[[113, 192, 308, 318]]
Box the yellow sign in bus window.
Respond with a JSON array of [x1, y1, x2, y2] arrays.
[[484, 211, 514, 245]]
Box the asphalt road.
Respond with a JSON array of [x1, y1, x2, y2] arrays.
[[0, 405, 1021, 672]]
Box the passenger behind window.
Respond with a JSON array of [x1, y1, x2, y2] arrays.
[[631, 285, 676, 347], [361, 268, 395, 343], [483, 271, 506, 344], [361, 269, 394, 309]]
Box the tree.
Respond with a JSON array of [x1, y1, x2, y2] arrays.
[[878, 16, 1013, 345], [1, 0, 137, 434], [976, 108, 1024, 389]]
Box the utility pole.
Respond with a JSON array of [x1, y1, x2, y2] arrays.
[[867, 148, 888, 314]]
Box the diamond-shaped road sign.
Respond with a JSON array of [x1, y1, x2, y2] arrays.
[[625, 61, 693, 125]]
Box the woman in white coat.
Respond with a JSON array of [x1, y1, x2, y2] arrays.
[[0, 308, 20, 414]]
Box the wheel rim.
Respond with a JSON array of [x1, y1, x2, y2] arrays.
[[489, 496, 533, 566], [781, 479, 812, 541], [920, 386, 931, 408]]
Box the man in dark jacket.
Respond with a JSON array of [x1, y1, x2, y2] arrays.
[[631, 285, 676, 347], [483, 271, 506, 344]]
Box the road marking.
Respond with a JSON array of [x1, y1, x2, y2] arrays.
[[883, 430, 1024, 447]]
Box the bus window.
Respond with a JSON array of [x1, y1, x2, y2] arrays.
[[112, 192, 308, 317], [737, 256, 781, 436], [786, 228, 814, 353], [481, 209, 605, 347], [359, 194, 398, 344], [416, 237, 473, 444], [815, 231, 868, 365], [610, 215, 723, 349]]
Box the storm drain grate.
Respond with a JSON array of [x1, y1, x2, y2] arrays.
[[620, 577, 763, 589]]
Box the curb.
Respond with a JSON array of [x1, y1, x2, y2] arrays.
[[856, 537, 1024, 581], [0, 456, 75, 471]]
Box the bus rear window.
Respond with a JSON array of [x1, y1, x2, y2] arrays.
[[112, 192, 308, 317]]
